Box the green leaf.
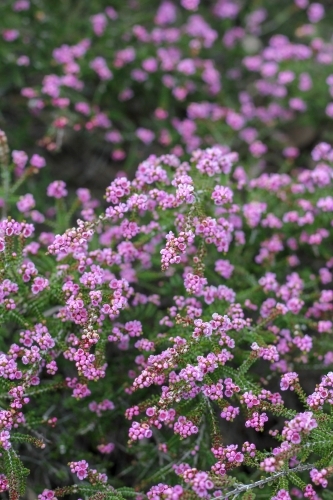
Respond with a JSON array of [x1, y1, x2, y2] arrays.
[[2, 449, 29, 500]]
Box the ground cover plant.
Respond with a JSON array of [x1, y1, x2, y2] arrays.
[[1, 1, 333, 499]]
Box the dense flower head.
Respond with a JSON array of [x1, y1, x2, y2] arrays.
[[69, 460, 89, 480], [282, 412, 317, 444]]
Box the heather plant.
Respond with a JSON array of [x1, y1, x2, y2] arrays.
[[1, 128, 333, 499], [2, 0, 333, 175]]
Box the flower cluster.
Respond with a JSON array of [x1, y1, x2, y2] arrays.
[[1, 1, 333, 496]]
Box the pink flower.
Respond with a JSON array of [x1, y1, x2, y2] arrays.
[[47, 180, 68, 199], [17, 194, 35, 213], [249, 141, 267, 158], [307, 3, 325, 23], [17, 56, 30, 66], [30, 154, 46, 169], [31, 277, 49, 295], [155, 1, 177, 25], [90, 13, 107, 36], [136, 128, 155, 145], [13, 0, 30, 10], [2, 30, 19, 42], [181, 0, 200, 11], [326, 103, 333, 118], [105, 7, 118, 20], [69, 460, 89, 480]]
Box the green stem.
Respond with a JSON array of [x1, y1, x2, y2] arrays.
[[1, 163, 10, 219], [215, 463, 314, 499]]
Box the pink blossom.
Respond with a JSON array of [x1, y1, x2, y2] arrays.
[[136, 128, 155, 145], [30, 154, 46, 169], [47, 180, 68, 199]]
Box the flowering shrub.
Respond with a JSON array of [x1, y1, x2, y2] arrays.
[[2, 0, 333, 173], [1, 128, 333, 499], [2, 0, 333, 499]]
